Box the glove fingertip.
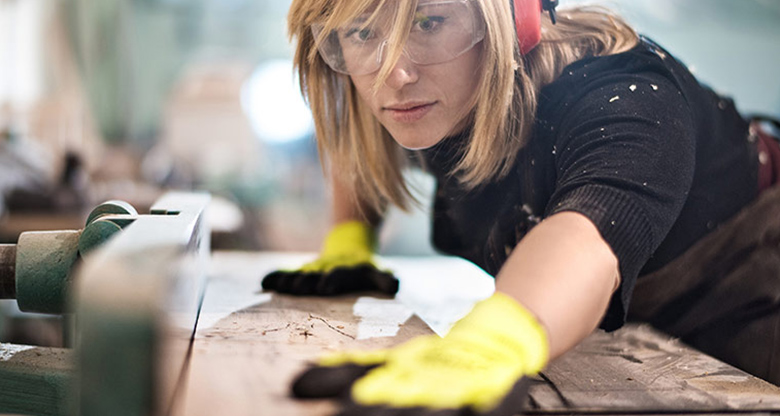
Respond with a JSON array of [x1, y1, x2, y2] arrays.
[[368, 269, 400, 295], [380, 273, 399, 295], [261, 271, 284, 290], [315, 272, 343, 296], [319, 266, 371, 295], [325, 265, 398, 296], [291, 364, 377, 399]]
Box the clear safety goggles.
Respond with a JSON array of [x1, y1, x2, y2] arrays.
[[311, 0, 486, 75]]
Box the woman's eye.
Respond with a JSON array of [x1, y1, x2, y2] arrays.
[[358, 28, 373, 41], [345, 27, 375, 42], [415, 15, 445, 32]]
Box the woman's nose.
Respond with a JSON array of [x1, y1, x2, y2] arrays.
[[383, 52, 419, 90]]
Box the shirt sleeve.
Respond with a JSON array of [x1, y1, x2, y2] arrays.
[[543, 68, 697, 331]]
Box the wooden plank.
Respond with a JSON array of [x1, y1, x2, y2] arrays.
[[179, 251, 780, 415], [528, 324, 780, 413], [180, 295, 432, 416], [176, 253, 435, 416]]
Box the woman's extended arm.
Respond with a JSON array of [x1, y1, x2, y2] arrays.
[[290, 210, 619, 412], [495, 211, 620, 360], [330, 168, 383, 227]]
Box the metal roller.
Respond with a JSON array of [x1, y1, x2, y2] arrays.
[[79, 200, 138, 256], [15, 230, 82, 314]]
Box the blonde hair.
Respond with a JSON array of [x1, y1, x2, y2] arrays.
[[288, 0, 638, 213]]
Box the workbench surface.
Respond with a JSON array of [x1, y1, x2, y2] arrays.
[[174, 251, 780, 416]]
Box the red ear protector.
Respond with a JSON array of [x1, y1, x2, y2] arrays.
[[512, 0, 558, 54]]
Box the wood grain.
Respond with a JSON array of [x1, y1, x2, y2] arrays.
[[177, 294, 432, 416], [528, 324, 780, 413]]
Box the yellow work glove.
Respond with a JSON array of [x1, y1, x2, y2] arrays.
[[262, 221, 399, 296], [291, 292, 549, 415]]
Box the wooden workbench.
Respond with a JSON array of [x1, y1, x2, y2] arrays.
[[174, 251, 780, 416]]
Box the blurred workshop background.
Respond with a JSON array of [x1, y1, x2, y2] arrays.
[[0, 0, 779, 345]]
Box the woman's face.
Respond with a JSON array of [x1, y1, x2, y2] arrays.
[[350, 43, 483, 150]]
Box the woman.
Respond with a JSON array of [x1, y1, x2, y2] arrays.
[[262, 0, 780, 413]]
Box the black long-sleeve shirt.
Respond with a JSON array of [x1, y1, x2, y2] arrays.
[[421, 37, 758, 331]]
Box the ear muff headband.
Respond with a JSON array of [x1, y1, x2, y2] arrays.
[[512, 0, 558, 54]]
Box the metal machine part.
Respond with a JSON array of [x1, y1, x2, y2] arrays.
[[75, 192, 210, 416], [15, 230, 81, 314], [0, 200, 140, 314], [0, 192, 210, 416]]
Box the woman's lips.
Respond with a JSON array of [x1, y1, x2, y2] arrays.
[[384, 102, 436, 123]]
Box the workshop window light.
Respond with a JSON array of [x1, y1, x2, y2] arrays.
[[0, 0, 47, 109], [241, 59, 314, 144]]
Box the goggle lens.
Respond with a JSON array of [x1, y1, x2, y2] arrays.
[[312, 0, 485, 75]]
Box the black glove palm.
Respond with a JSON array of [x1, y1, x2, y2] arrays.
[[261, 221, 398, 296]]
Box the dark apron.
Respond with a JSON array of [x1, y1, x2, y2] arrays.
[[629, 116, 780, 386]]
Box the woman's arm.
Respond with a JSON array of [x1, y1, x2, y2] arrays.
[[330, 168, 383, 227], [495, 211, 620, 360]]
